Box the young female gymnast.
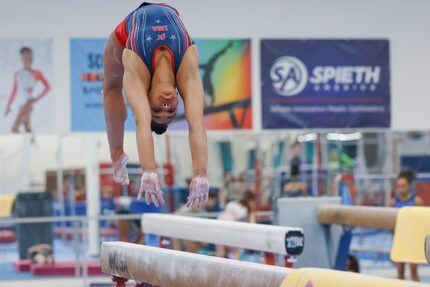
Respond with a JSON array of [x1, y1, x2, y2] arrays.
[[103, 2, 208, 208]]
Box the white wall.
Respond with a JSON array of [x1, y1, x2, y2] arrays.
[[0, 0, 429, 132], [1, 0, 430, 193]]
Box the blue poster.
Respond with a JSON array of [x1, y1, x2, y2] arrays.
[[261, 40, 390, 129], [71, 38, 136, 131]]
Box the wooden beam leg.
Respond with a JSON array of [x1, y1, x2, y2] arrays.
[[284, 256, 294, 268], [335, 228, 353, 270], [263, 252, 276, 265], [112, 276, 128, 287]]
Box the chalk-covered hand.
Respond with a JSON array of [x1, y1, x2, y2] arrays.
[[187, 176, 209, 208], [138, 171, 165, 208], [112, 153, 129, 185]]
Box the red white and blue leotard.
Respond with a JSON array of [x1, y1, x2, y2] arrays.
[[114, 2, 194, 76], [7, 69, 50, 108]]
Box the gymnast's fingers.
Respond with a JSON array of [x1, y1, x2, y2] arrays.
[[193, 197, 200, 208], [195, 196, 203, 208], [150, 193, 159, 208], [186, 196, 194, 208], [145, 189, 151, 205], [157, 190, 165, 206], [137, 185, 144, 200]]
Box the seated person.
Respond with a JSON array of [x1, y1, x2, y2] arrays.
[[171, 190, 218, 253], [282, 165, 307, 197], [216, 190, 256, 260]]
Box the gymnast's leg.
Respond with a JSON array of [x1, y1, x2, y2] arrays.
[[11, 105, 26, 133], [103, 33, 129, 185], [22, 101, 33, 133]]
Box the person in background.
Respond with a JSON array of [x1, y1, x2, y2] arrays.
[[391, 170, 423, 282], [4, 46, 50, 133], [172, 185, 218, 253], [282, 162, 307, 197], [219, 171, 233, 208], [222, 171, 250, 204], [116, 197, 144, 245], [345, 255, 360, 273], [216, 190, 256, 260]]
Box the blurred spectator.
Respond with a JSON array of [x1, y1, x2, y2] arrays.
[[282, 163, 307, 197], [391, 170, 423, 282], [171, 187, 218, 253], [116, 204, 143, 245], [221, 171, 250, 204], [216, 190, 256, 260]]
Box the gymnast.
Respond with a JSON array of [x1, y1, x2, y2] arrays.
[[103, 2, 208, 208]]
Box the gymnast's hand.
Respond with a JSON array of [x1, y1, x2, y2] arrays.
[[112, 153, 129, 185], [187, 176, 209, 208], [138, 171, 165, 208]]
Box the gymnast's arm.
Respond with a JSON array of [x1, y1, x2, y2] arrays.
[[4, 72, 18, 116], [415, 196, 424, 206], [32, 70, 50, 102], [122, 49, 156, 171], [177, 46, 208, 178]]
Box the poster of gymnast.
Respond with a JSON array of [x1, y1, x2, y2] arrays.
[[170, 39, 252, 130], [70, 38, 252, 131], [0, 39, 54, 134]]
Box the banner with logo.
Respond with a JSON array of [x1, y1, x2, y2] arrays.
[[71, 38, 136, 132], [261, 40, 390, 129], [71, 38, 251, 132], [0, 39, 54, 134]]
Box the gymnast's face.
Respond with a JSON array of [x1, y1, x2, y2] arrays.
[[395, 177, 410, 198], [148, 82, 178, 125]]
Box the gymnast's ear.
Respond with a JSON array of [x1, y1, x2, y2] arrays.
[[151, 121, 168, 135]]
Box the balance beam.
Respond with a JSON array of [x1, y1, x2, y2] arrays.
[[141, 213, 304, 256], [101, 242, 430, 287], [278, 197, 401, 269], [318, 205, 398, 229], [101, 242, 291, 287]]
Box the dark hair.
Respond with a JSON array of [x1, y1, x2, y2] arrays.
[[239, 190, 256, 215], [346, 255, 360, 273], [151, 121, 167, 135], [208, 191, 218, 199], [20, 46, 33, 55], [290, 164, 301, 177], [290, 156, 301, 177], [397, 170, 416, 185]]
